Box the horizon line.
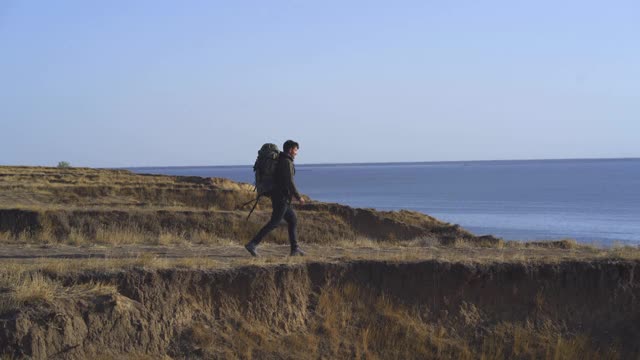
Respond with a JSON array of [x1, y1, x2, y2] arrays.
[[122, 156, 640, 170]]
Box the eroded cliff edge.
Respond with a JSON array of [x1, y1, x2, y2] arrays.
[[1, 259, 638, 359]]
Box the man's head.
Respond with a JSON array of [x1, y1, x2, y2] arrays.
[[283, 140, 299, 159]]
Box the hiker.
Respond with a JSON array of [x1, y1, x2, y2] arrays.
[[245, 140, 305, 257]]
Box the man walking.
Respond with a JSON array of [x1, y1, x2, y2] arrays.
[[245, 140, 305, 256]]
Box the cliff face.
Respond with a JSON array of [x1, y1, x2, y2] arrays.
[[2, 260, 638, 359]]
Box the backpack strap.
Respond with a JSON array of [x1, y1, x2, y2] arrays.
[[244, 194, 262, 220], [240, 196, 258, 208]]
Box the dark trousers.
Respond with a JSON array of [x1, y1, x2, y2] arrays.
[[250, 196, 298, 249]]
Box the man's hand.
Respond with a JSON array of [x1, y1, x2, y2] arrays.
[[298, 197, 306, 204]]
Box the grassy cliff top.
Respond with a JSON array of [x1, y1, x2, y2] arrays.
[[0, 165, 496, 247]]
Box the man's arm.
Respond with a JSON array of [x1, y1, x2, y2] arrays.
[[285, 160, 302, 201]]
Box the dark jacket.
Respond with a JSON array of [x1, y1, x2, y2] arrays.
[[273, 152, 301, 202]]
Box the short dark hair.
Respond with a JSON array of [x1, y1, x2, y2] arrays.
[[283, 140, 299, 153]]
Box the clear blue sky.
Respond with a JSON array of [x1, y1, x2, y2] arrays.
[[1, 1, 638, 167]]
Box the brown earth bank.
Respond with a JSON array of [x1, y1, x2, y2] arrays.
[[1, 259, 639, 359]]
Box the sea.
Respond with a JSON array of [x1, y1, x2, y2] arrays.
[[127, 158, 640, 246]]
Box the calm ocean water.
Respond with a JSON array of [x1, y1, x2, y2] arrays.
[[128, 158, 640, 246]]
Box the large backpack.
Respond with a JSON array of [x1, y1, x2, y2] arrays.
[[244, 143, 280, 219], [253, 143, 280, 196]]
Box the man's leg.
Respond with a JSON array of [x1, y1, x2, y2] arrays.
[[283, 205, 298, 249], [245, 198, 286, 256], [284, 205, 304, 256]]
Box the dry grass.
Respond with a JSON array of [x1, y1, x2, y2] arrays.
[[0, 206, 454, 247], [0, 165, 481, 248], [0, 165, 256, 211], [0, 239, 636, 280], [479, 322, 621, 360], [0, 242, 637, 287], [93, 354, 171, 360], [312, 284, 623, 359], [311, 283, 470, 359], [176, 281, 625, 359], [0, 268, 117, 314], [0, 272, 58, 313], [1, 220, 245, 247]]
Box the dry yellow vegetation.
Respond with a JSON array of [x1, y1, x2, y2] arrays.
[[0, 165, 494, 247]]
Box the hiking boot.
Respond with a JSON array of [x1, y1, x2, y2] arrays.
[[245, 243, 258, 257], [290, 247, 305, 256]]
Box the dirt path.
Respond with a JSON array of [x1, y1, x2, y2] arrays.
[[0, 242, 617, 266], [0, 243, 426, 260]]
